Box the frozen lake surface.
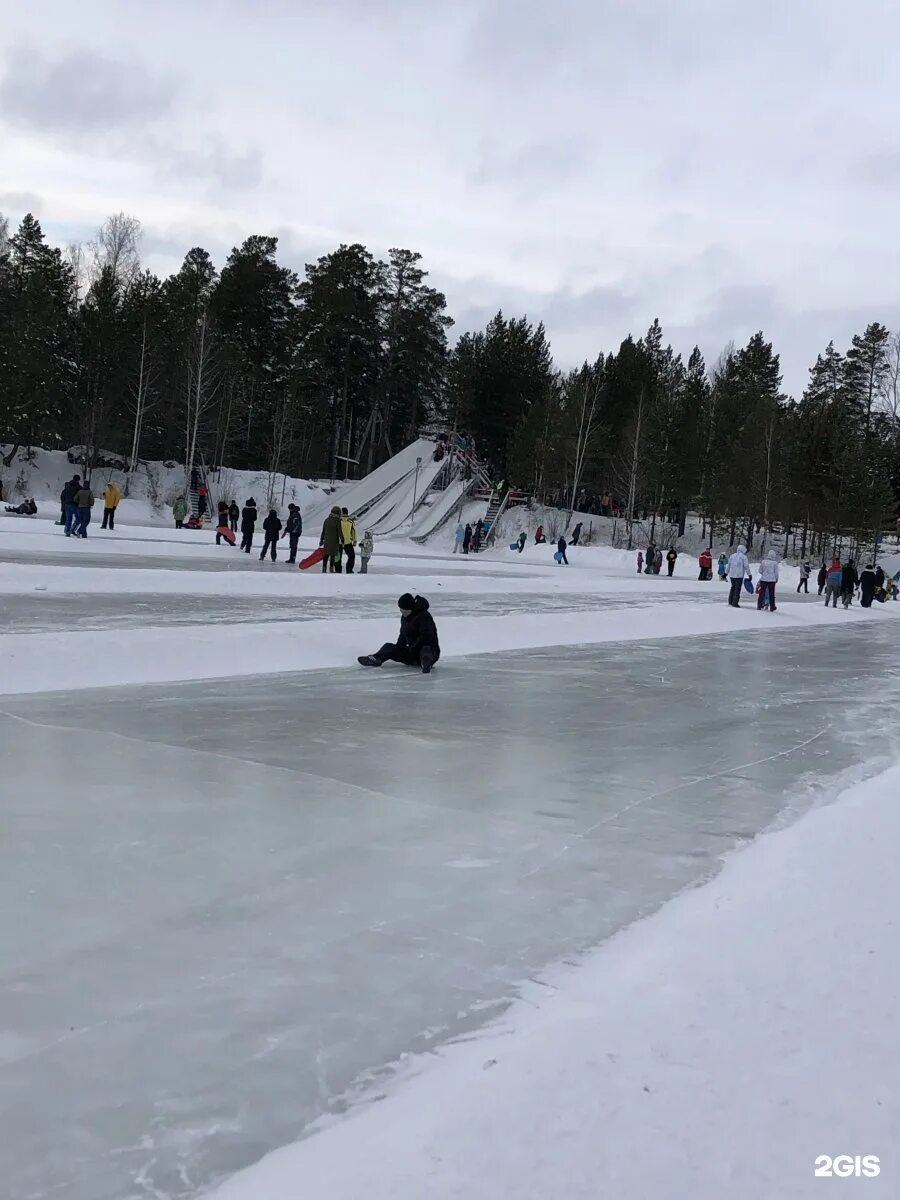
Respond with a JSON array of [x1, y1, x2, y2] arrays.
[[0, 587, 719, 633], [2, 624, 898, 1200]]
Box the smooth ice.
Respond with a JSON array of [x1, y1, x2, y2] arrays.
[[2, 627, 898, 1200]]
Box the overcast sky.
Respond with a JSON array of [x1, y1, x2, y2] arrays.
[[3, 0, 899, 396]]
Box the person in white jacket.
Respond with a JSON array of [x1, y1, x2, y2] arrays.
[[453, 522, 465, 553], [757, 549, 779, 612], [726, 544, 750, 608]]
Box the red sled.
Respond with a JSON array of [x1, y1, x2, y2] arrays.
[[298, 546, 325, 570], [215, 525, 236, 545]]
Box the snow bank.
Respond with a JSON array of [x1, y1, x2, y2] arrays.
[[210, 763, 900, 1200], [0, 444, 335, 526]]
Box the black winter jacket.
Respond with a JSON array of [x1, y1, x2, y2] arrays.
[[241, 504, 257, 532], [841, 564, 858, 591], [263, 513, 282, 538], [285, 510, 303, 536], [398, 596, 440, 655]]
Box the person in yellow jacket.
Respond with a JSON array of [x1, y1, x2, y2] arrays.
[[340, 506, 358, 573], [101, 480, 122, 530]]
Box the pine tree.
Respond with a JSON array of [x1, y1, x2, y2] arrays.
[[0, 214, 76, 455]]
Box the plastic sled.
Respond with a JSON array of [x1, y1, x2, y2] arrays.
[[743, 577, 754, 593], [554, 551, 563, 563], [509, 542, 519, 551], [215, 525, 236, 545], [298, 546, 325, 570]]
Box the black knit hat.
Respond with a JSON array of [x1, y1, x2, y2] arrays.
[[398, 593, 415, 610]]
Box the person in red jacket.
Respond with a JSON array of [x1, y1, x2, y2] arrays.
[[698, 547, 713, 580]]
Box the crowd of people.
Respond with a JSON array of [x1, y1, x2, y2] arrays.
[[631, 540, 899, 612], [317, 505, 374, 572]]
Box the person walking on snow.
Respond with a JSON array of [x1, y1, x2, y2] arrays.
[[101, 480, 121, 530], [341, 508, 358, 573], [824, 558, 842, 608], [358, 594, 440, 674], [698, 548, 712, 580], [556, 535, 569, 565], [215, 501, 233, 545], [727, 544, 750, 607], [74, 481, 95, 538], [817, 561, 828, 595], [841, 560, 859, 608], [797, 560, 811, 593], [717, 552, 729, 581], [653, 547, 663, 574], [859, 563, 877, 607], [757, 548, 779, 611], [260, 509, 282, 561], [463, 523, 472, 554], [319, 505, 344, 572], [172, 495, 188, 529], [228, 500, 240, 533], [62, 474, 82, 536], [645, 542, 656, 574], [571, 521, 583, 546], [359, 530, 374, 573], [284, 504, 303, 563], [666, 547, 678, 577], [453, 522, 465, 553], [517, 532, 527, 553], [240, 498, 258, 553]]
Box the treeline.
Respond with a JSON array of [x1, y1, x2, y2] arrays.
[[1, 210, 898, 551]]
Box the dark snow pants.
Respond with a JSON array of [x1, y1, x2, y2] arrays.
[[797, 577, 808, 593], [260, 536, 277, 561], [667, 562, 675, 577], [757, 581, 776, 611], [728, 577, 744, 607], [241, 530, 253, 552], [344, 543, 356, 573], [288, 533, 300, 563], [101, 507, 115, 529], [373, 642, 439, 670]]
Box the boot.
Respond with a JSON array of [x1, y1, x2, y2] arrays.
[[358, 655, 382, 667]]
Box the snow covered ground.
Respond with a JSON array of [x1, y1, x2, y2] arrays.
[[2, 508, 898, 1199]]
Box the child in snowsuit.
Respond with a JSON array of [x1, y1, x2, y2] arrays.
[[360, 530, 374, 573], [260, 509, 282, 561], [240, 498, 258, 552], [717, 553, 728, 581], [358, 593, 440, 674], [797, 561, 811, 593], [284, 504, 303, 563]]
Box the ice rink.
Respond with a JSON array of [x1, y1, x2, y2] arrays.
[[3, 623, 898, 1200]]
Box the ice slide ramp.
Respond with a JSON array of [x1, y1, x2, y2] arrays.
[[303, 438, 436, 528], [368, 455, 448, 535], [408, 476, 476, 541]]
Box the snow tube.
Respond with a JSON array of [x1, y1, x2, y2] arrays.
[[743, 577, 754, 594]]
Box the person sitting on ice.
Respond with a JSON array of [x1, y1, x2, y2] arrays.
[[358, 593, 440, 674], [5, 497, 37, 515]]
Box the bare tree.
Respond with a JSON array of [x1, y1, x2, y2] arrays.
[[879, 329, 900, 427], [183, 311, 221, 489], [65, 242, 89, 305], [89, 213, 142, 288], [617, 385, 645, 551], [567, 368, 603, 522]]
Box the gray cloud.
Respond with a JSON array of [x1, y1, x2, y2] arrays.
[[163, 142, 264, 193], [469, 138, 587, 193], [0, 46, 175, 134], [0, 190, 42, 216], [858, 150, 900, 184]]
